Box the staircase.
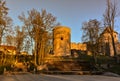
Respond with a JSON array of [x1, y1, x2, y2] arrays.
[[42, 60, 97, 75]]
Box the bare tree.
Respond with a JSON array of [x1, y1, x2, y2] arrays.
[[103, 0, 117, 28], [6, 35, 14, 46], [0, 0, 12, 66], [19, 9, 59, 65], [103, 0, 119, 56], [82, 19, 101, 63], [22, 36, 31, 54], [14, 26, 26, 54], [82, 19, 100, 43], [0, 0, 12, 44]]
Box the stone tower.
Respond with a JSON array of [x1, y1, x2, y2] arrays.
[[53, 26, 71, 56]]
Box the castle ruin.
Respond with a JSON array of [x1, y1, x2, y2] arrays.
[[53, 26, 71, 56]]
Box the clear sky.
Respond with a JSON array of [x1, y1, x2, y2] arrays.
[[6, 0, 120, 43]]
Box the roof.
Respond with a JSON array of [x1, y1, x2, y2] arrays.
[[101, 27, 118, 34]]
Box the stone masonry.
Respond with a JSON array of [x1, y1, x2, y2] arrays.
[[53, 26, 71, 56]]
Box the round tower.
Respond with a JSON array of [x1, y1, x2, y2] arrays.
[[53, 26, 71, 56]]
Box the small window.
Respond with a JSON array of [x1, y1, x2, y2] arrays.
[[61, 37, 63, 40]]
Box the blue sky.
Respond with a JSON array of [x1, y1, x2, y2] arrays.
[[6, 0, 120, 43]]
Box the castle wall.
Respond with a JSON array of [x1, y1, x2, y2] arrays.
[[71, 43, 87, 51]]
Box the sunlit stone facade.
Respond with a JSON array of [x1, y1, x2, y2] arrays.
[[53, 26, 71, 56], [71, 42, 87, 51], [98, 27, 119, 56], [0, 45, 16, 55]]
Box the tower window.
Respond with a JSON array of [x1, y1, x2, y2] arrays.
[[61, 37, 63, 40]]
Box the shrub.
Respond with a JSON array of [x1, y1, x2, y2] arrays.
[[0, 65, 4, 74], [5, 65, 12, 71]]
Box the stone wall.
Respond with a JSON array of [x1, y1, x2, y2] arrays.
[[71, 42, 87, 51]]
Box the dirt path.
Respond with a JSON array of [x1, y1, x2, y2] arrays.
[[0, 74, 120, 81]]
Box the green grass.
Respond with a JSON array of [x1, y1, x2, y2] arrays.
[[107, 64, 120, 75], [96, 55, 115, 64]]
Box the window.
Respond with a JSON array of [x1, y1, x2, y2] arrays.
[[61, 37, 63, 40]]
